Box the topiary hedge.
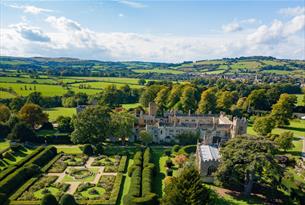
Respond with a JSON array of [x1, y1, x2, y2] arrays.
[[118, 156, 128, 173], [9, 177, 39, 201], [0, 164, 40, 197], [179, 145, 196, 155], [41, 153, 63, 173], [26, 146, 57, 167], [0, 146, 44, 181]]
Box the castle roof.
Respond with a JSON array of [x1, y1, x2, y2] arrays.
[[200, 145, 220, 161]]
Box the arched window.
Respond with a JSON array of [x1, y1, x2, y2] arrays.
[[207, 165, 217, 176]]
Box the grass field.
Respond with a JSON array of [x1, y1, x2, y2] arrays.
[[230, 61, 262, 70], [65, 77, 145, 85], [132, 69, 184, 74], [122, 103, 141, 109], [295, 94, 304, 106], [71, 81, 143, 89], [0, 91, 16, 98], [0, 140, 9, 150], [0, 76, 56, 84], [44, 107, 76, 122], [247, 119, 305, 138], [56, 146, 83, 154]]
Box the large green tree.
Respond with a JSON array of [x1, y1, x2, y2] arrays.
[[8, 122, 36, 142], [155, 88, 169, 115], [216, 91, 235, 113], [215, 135, 280, 196], [19, 103, 48, 129], [180, 86, 197, 113], [110, 111, 136, 145], [161, 165, 210, 205], [167, 85, 183, 109], [139, 130, 153, 146], [246, 89, 269, 111], [197, 88, 217, 114], [275, 131, 294, 151], [253, 116, 275, 136], [0, 104, 11, 122], [71, 106, 111, 144], [271, 93, 296, 127]]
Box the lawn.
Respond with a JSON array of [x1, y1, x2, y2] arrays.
[[132, 69, 184, 74], [295, 94, 304, 106], [80, 186, 106, 198], [62, 167, 99, 182], [34, 187, 61, 199], [230, 61, 262, 70], [44, 107, 76, 122], [122, 103, 141, 109], [56, 146, 83, 154], [65, 76, 146, 85], [0, 91, 16, 98], [0, 76, 56, 84], [0, 140, 10, 150], [71, 81, 143, 89]]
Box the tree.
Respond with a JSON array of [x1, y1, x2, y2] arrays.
[[215, 135, 280, 197], [253, 116, 275, 136], [41, 194, 58, 205], [59, 194, 77, 205], [246, 89, 269, 111], [111, 111, 136, 145], [19, 103, 48, 129], [8, 122, 36, 142], [216, 91, 234, 113], [167, 85, 183, 109], [9, 97, 26, 111], [161, 165, 210, 205], [71, 106, 111, 144], [180, 86, 197, 113], [175, 131, 199, 145], [138, 79, 146, 85], [0, 104, 11, 122], [197, 88, 217, 114], [26, 92, 43, 106], [56, 116, 73, 133], [83, 144, 94, 156], [139, 130, 153, 146], [275, 131, 294, 151], [155, 88, 169, 115], [174, 154, 188, 168], [0, 122, 10, 139], [139, 85, 164, 107], [271, 93, 296, 127]]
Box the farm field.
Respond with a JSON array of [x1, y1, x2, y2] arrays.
[[0, 91, 15, 98], [65, 77, 146, 84], [0, 76, 56, 84], [71, 81, 143, 89], [44, 107, 76, 122], [122, 103, 141, 109], [230, 61, 262, 70], [132, 68, 184, 74]]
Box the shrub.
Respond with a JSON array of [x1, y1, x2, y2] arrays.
[[95, 143, 104, 155], [172, 145, 180, 153], [27, 146, 57, 167], [166, 168, 173, 176], [0, 164, 40, 196], [179, 145, 196, 155], [59, 194, 77, 205], [143, 148, 152, 167], [0, 193, 6, 205], [41, 193, 58, 205], [83, 144, 94, 156], [118, 156, 128, 173], [164, 149, 171, 156], [165, 159, 173, 168], [3, 151, 14, 160]]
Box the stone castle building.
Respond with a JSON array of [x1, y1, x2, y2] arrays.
[[136, 102, 247, 182]]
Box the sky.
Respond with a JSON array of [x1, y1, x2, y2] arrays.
[[0, 0, 304, 62]]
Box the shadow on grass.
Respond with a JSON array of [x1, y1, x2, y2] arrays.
[[116, 175, 126, 205], [152, 148, 166, 198], [280, 126, 305, 134]]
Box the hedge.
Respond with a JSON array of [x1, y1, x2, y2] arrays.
[[9, 201, 40, 205], [118, 156, 128, 173], [26, 146, 57, 167], [0, 146, 44, 181], [41, 153, 63, 173], [0, 164, 40, 197], [0, 147, 10, 155], [9, 177, 39, 201], [0, 193, 7, 205], [77, 173, 123, 205], [179, 145, 196, 155]]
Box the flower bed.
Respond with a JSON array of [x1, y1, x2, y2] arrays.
[[92, 155, 121, 173], [68, 168, 93, 179], [48, 154, 88, 173]]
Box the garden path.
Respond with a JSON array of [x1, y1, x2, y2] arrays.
[[302, 137, 305, 160], [66, 182, 81, 194], [86, 157, 95, 167]]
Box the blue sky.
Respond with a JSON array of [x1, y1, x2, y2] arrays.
[[1, 0, 304, 62]]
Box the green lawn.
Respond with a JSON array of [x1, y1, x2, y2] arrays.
[[0, 76, 56, 84], [70, 81, 143, 89], [132, 69, 184, 74], [80, 186, 106, 198], [0, 140, 9, 150], [62, 168, 99, 182], [56, 146, 83, 154], [0, 91, 16, 99], [33, 187, 61, 199], [122, 103, 141, 109], [44, 107, 76, 122], [295, 94, 304, 106]]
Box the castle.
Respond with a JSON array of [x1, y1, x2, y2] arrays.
[[136, 102, 247, 182], [137, 102, 247, 145]]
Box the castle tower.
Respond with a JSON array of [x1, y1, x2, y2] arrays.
[[231, 117, 247, 137], [148, 102, 158, 116]]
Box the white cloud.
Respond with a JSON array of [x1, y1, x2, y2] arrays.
[[1, 15, 304, 62], [222, 18, 258, 33], [9, 4, 53, 14], [222, 22, 242, 33], [118, 0, 147, 8], [279, 6, 305, 16], [248, 15, 305, 44], [10, 23, 50, 42]]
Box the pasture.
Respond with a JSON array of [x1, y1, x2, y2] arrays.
[[132, 69, 184, 74], [44, 107, 77, 122]]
